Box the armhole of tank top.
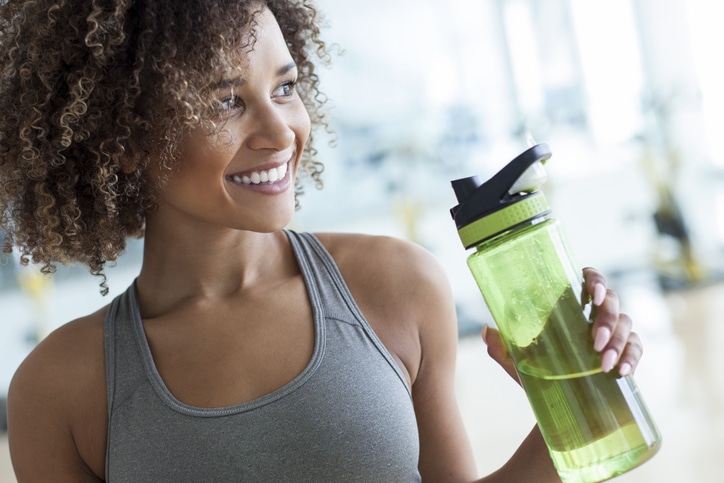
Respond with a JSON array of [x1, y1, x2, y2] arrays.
[[103, 295, 119, 419], [103, 291, 121, 481], [290, 231, 413, 397]]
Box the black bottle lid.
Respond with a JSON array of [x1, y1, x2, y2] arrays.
[[450, 144, 553, 248]]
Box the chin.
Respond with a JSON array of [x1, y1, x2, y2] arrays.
[[241, 203, 296, 234]]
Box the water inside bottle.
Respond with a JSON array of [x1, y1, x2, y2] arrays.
[[513, 289, 661, 482]]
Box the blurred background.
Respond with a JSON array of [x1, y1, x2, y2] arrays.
[[1, 0, 723, 480]]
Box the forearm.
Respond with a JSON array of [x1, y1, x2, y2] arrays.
[[477, 425, 561, 483]]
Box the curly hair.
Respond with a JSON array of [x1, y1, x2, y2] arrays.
[[0, 0, 330, 292]]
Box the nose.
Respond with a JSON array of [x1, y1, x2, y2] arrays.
[[245, 102, 296, 151]]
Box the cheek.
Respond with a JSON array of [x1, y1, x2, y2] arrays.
[[209, 127, 241, 151], [176, 133, 237, 176]]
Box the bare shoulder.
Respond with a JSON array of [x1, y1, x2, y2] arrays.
[[8, 306, 109, 481], [10, 306, 108, 397], [313, 231, 452, 298]]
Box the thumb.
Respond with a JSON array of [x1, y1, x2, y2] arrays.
[[482, 325, 520, 384]]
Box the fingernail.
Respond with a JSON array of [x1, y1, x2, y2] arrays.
[[482, 325, 489, 345], [593, 283, 606, 306], [593, 327, 611, 352], [619, 363, 632, 376], [601, 349, 617, 373]]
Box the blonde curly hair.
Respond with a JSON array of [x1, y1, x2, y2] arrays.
[[0, 0, 330, 293]]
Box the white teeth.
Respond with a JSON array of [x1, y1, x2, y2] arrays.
[[228, 163, 288, 186]]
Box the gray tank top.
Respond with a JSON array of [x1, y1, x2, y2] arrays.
[[104, 231, 421, 482]]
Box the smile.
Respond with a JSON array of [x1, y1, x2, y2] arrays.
[[226, 162, 289, 186]]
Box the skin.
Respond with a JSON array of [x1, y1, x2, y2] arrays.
[[7, 6, 643, 482]]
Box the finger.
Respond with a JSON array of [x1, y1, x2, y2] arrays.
[[592, 288, 620, 353], [599, 312, 633, 373], [582, 267, 608, 306], [616, 330, 643, 376], [482, 326, 520, 384]]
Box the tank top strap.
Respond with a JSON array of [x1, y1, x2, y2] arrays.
[[285, 230, 367, 325], [285, 230, 411, 397], [104, 282, 147, 419]]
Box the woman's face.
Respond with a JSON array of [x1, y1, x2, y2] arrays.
[[147, 7, 311, 235]]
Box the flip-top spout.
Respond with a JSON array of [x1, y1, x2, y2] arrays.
[[450, 144, 553, 248], [450, 143, 552, 230]]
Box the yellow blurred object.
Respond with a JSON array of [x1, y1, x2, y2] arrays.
[[393, 197, 424, 243], [16, 267, 53, 342], [642, 146, 706, 286]]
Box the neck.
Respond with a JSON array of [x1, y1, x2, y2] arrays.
[[135, 221, 294, 318]]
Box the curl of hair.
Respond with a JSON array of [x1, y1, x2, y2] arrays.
[[0, 0, 331, 293]]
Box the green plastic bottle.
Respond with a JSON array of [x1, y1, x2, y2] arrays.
[[450, 144, 661, 483]]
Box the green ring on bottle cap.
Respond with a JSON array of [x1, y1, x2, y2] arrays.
[[458, 193, 550, 248]]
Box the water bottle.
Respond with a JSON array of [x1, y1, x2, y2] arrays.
[[450, 144, 661, 483]]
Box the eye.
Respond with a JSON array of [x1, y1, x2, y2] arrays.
[[217, 94, 245, 113], [273, 79, 297, 98]]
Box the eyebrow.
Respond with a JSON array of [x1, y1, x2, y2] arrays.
[[276, 61, 298, 77], [211, 62, 298, 91]]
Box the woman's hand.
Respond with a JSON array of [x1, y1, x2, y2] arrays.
[[482, 325, 520, 383], [580, 267, 642, 376], [483, 267, 644, 382]]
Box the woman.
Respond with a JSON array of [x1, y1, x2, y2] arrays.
[[1, 1, 642, 481]]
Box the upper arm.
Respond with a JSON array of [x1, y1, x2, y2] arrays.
[[402, 245, 479, 481], [7, 317, 106, 482], [404, 247, 561, 483]]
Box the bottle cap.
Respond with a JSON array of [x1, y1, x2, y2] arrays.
[[450, 144, 553, 248]]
